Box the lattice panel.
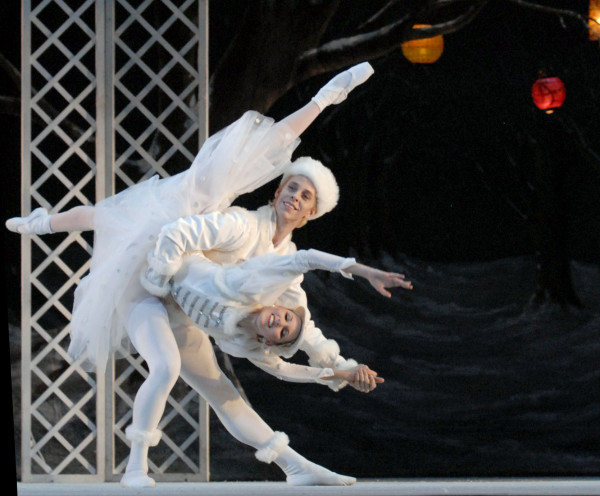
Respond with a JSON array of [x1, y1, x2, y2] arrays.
[[111, 0, 206, 479], [112, 0, 201, 189], [113, 354, 206, 476], [21, 0, 208, 483], [22, 0, 99, 482]]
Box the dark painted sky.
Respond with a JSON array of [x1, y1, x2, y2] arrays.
[[208, 1, 600, 263]]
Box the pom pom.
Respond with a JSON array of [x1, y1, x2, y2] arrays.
[[255, 431, 289, 463], [125, 426, 162, 447]]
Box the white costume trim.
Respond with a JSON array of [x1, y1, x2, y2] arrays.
[[140, 264, 172, 297], [125, 425, 162, 447], [255, 431, 290, 463], [323, 358, 359, 392], [307, 339, 340, 367]]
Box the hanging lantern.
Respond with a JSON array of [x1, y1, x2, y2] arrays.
[[531, 77, 566, 114], [590, 0, 600, 40], [401, 24, 444, 64]]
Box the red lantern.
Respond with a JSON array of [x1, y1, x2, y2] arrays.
[[531, 77, 566, 113]]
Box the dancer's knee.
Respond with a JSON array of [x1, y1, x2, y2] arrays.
[[181, 362, 241, 407], [148, 353, 181, 391]]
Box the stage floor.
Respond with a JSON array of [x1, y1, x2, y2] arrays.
[[16, 478, 600, 496]]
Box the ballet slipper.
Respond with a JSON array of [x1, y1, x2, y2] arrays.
[[5, 207, 52, 235], [120, 469, 156, 488], [260, 432, 356, 487], [285, 460, 356, 486], [121, 426, 162, 488], [311, 62, 374, 111]]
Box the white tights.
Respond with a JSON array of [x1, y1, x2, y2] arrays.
[[125, 297, 181, 474], [126, 296, 274, 463], [49, 205, 95, 232], [124, 297, 355, 486]]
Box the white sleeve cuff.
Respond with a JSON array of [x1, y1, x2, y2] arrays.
[[326, 358, 358, 392]]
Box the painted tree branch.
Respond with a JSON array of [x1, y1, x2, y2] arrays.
[[506, 0, 600, 40], [297, 1, 489, 82], [0, 95, 20, 118], [210, 0, 589, 131], [0, 50, 93, 143], [0, 51, 20, 90]]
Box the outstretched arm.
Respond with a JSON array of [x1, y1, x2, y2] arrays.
[[345, 263, 413, 297], [324, 364, 384, 394], [249, 357, 383, 394], [296, 249, 413, 297]]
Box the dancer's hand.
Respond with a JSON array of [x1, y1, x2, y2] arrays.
[[327, 365, 384, 392], [347, 263, 413, 297], [365, 268, 413, 297], [349, 364, 384, 393]]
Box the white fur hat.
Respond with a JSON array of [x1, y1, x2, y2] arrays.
[[280, 157, 339, 219]]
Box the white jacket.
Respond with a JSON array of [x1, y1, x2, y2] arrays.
[[144, 204, 359, 390]]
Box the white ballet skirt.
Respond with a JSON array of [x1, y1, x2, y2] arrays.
[[68, 111, 300, 371]]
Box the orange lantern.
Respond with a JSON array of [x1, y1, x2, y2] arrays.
[[401, 24, 444, 64], [590, 0, 600, 40], [531, 77, 566, 113]]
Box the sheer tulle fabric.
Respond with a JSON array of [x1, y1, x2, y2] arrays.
[[68, 111, 300, 370]]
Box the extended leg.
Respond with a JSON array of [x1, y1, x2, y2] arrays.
[[174, 323, 355, 486], [120, 297, 182, 488], [274, 62, 374, 139], [5, 205, 95, 234], [50, 205, 95, 232]]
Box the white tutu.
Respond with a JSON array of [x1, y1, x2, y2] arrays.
[[68, 111, 300, 371]]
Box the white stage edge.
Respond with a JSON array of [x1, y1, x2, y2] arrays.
[[16, 479, 600, 496]]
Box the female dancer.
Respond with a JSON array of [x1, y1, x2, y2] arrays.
[[137, 246, 408, 487], [143, 247, 404, 389], [6, 62, 402, 487]]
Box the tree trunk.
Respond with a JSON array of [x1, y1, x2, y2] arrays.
[[529, 115, 581, 308], [209, 0, 340, 133]]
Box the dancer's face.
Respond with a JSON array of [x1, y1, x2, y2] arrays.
[[274, 175, 317, 225], [255, 305, 302, 346]]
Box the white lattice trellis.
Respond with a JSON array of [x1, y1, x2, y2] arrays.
[[20, 0, 209, 483]]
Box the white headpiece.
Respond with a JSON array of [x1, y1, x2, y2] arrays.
[[280, 157, 339, 219]]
